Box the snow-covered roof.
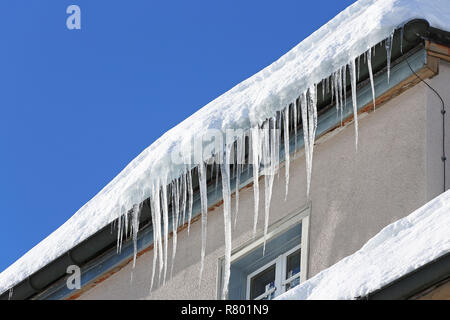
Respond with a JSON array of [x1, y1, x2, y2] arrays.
[[1, 0, 450, 295], [277, 190, 450, 300]]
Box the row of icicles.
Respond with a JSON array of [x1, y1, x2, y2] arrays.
[[114, 32, 395, 300]]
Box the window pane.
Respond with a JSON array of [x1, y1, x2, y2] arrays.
[[250, 264, 276, 300], [285, 249, 301, 291]]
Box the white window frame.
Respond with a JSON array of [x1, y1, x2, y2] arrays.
[[245, 244, 302, 300], [217, 205, 310, 300]]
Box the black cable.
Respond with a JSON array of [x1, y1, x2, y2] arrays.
[[405, 57, 446, 192]]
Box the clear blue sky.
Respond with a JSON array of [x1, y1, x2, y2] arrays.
[[0, 0, 356, 272]]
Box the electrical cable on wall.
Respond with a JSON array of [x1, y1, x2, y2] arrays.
[[405, 56, 447, 192]]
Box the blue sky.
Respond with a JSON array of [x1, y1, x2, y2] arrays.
[[0, 0, 356, 272]]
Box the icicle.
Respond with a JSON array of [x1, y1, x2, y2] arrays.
[[198, 160, 208, 283], [300, 93, 311, 198], [182, 172, 187, 225], [149, 193, 158, 292], [357, 55, 361, 81], [8, 288, 13, 300], [300, 86, 318, 199], [251, 127, 261, 236], [234, 133, 244, 228], [385, 32, 394, 84], [275, 113, 281, 181], [116, 212, 122, 254], [334, 70, 342, 125], [283, 105, 290, 200], [124, 210, 129, 245], [171, 179, 180, 279], [220, 145, 232, 299], [293, 102, 298, 151], [367, 48, 376, 111], [263, 118, 276, 253], [342, 65, 347, 113], [309, 86, 318, 186], [215, 162, 219, 194], [321, 80, 325, 100], [131, 204, 140, 268], [150, 182, 163, 291], [187, 168, 193, 234], [400, 27, 404, 54], [119, 205, 127, 253], [161, 181, 170, 284], [349, 59, 359, 150], [330, 74, 334, 105]]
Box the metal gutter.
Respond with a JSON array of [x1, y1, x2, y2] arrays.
[[365, 252, 450, 300]]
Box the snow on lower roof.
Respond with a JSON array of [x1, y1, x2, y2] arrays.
[[277, 190, 450, 300], [1, 0, 450, 295]]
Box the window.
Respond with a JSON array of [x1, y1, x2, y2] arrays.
[[246, 245, 302, 300], [218, 206, 309, 299]]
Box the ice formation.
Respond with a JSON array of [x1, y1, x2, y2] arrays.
[[283, 105, 290, 200], [220, 146, 232, 300], [367, 48, 376, 111], [277, 189, 450, 300], [1, 0, 450, 299]]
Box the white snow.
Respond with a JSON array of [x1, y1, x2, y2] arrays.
[[1, 0, 450, 295], [277, 190, 450, 300]]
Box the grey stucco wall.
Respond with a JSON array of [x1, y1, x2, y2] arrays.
[[77, 62, 449, 300]]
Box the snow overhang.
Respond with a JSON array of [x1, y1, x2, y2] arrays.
[[277, 190, 450, 300]]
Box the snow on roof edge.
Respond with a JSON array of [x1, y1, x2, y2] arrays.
[[1, 0, 450, 295]]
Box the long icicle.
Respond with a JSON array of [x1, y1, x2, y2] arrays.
[[342, 65, 347, 114], [275, 114, 281, 180], [149, 187, 158, 292], [337, 68, 343, 125], [251, 127, 261, 236], [349, 59, 359, 150], [198, 159, 208, 284], [234, 133, 244, 228], [182, 172, 187, 225], [300, 93, 311, 198], [308, 86, 318, 193], [131, 204, 140, 268], [171, 178, 180, 279], [156, 185, 164, 287], [300, 87, 318, 199], [220, 145, 232, 299], [293, 102, 298, 151], [283, 105, 290, 200], [150, 182, 163, 291], [116, 210, 122, 254], [263, 118, 276, 253], [187, 168, 193, 234], [161, 181, 170, 284]]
